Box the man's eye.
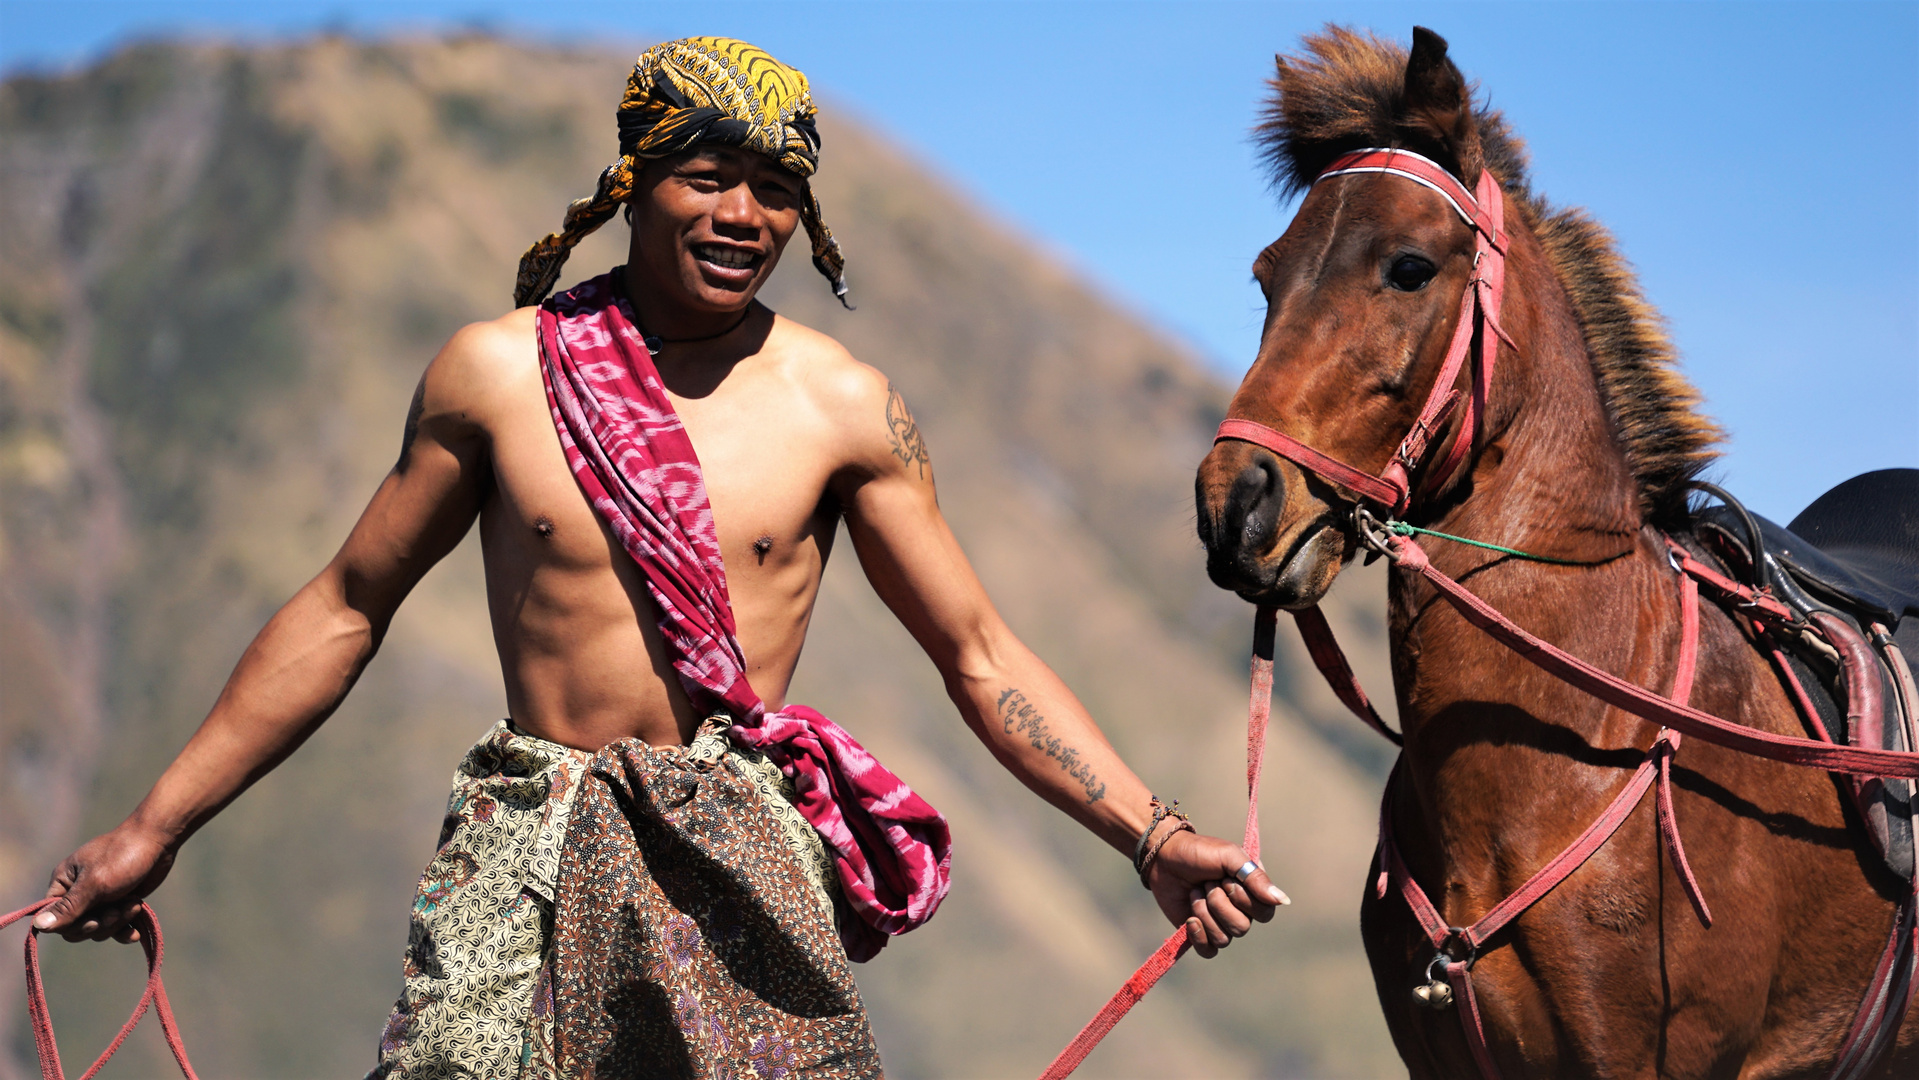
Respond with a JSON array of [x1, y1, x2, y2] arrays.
[[1387, 255, 1438, 292]]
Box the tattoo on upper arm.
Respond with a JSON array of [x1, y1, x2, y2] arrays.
[[884, 382, 931, 480], [395, 377, 427, 473], [997, 688, 1107, 804]]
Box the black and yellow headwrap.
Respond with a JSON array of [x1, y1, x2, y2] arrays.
[[513, 37, 849, 309]]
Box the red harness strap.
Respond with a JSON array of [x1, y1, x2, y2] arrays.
[[1, 899, 200, 1080], [1389, 535, 1919, 779], [1370, 566, 1708, 1080], [1292, 606, 1404, 746], [1037, 607, 1278, 1080], [1306, 533, 1917, 1079]]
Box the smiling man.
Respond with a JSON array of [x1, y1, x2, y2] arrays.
[[36, 37, 1283, 1076]]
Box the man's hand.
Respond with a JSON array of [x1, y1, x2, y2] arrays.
[[34, 825, 177, 943], [1146, 828, 1288, 959]]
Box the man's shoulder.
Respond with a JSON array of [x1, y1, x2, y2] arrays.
[[763, 312, 889, 417], [437, 307, 540, 382], [760, 313, 926, 479], [418, 307, 542, 418]]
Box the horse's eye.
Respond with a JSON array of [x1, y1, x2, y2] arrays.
[[1387, 255, 1438, 292]]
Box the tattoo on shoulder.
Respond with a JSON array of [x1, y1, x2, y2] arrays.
[[884, 382, 931, 481], [996, 688, 1107, 804], [395, 377, 427, 473]]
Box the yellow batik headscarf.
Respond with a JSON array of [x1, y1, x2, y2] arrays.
[[514, 37, 849, 309]]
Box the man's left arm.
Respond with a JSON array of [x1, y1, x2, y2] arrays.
[[833, 375, 1286, 955]]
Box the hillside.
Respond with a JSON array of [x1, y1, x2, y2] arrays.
[[0, 36, 1398, 1077]]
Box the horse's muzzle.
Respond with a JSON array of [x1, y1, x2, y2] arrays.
[[1197, 444, 1346, 607]]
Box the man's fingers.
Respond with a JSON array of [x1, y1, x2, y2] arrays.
[[111, 902, 145, 944], [63, 919, 106, 944], [1219, 881, 1276, 925], [1188, 886, 1230, 950], [1244, 866, 1289, 908], [1205, 883, 1252, 937], [79, 904, 139, 944], [46, 892, 140, 943], [1235, 870, 1281, 920], [1230, 860, 1289, 908], [1184, 917, 1217, 959], [34, 891, 82, 932], [67, 909, 123, 943]]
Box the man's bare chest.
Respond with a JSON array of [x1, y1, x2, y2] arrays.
[[482, 363, 841, 586]]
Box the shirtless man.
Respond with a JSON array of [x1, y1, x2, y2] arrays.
[[38, 37, 1282, 1071]]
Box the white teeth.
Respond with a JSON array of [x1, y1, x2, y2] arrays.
[[696, 246, 757, 269]]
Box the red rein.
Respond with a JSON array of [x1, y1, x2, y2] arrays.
[[0, 899, 199, 1080], [1037, 607, 1279, 1080]]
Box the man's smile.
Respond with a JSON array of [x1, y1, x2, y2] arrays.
[[692, 243, 764, 275]]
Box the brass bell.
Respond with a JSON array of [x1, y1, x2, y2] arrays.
[[1412, 978, 1454, 1010]]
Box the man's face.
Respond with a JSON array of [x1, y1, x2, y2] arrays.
[[626, 145, 804, 314]]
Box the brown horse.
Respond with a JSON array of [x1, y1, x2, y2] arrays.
[[1194, 27, 1917, 1080]]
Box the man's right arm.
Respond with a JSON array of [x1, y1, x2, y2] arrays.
[[35, 316, 521, 941]]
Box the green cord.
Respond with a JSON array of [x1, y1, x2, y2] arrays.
[[1386, 520, 1581, 564]]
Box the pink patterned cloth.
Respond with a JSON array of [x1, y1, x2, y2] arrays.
[[536, 271, 952, 961]]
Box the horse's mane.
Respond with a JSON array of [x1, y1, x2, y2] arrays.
[[1256, 27, 1721, 529]]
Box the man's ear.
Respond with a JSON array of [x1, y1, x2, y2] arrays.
[[1401, 26, 1483, 182]]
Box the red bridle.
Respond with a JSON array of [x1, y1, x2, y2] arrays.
[[1214, 148, 1512, 517]]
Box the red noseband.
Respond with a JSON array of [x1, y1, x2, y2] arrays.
[[1215, 148, 1511, 516]]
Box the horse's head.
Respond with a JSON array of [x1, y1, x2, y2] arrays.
[[1198, 27, 1508, 607]]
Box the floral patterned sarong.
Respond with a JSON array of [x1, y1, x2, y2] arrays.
[[369, 720, 868, 1079]]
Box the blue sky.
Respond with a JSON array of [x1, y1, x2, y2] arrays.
[[3, 1, 1913, 521]]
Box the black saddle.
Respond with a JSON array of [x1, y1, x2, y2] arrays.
[[1786, 469, 1919, 644], [1691, 469, 1919, 881], [1696, 469, 1919, 643]]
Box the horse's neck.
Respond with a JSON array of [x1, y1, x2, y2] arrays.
[[1388, 222, 1677, 800], [1433, 224, 1641, 566]]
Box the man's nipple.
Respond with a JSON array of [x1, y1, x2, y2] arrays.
[[533, 515, 556, 540], [752, 534, 773, 563]]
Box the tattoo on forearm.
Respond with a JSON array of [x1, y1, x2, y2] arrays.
[[884, 382, 931, 480], [395, 377, 427, 473], [997, 688, 1107, 804]]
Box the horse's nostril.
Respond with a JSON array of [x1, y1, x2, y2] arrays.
[[1218, 455, 1285, 560], [1233, 457, 1280, 516]]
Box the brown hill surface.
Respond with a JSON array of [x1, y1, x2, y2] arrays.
[[0, 36, 1399, 1077]]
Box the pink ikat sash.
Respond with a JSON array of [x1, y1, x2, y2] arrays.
[[536, 271, 951, 961]]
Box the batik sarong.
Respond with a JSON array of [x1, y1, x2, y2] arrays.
[[368, 720, 863, 1079], [549, 723, 879, 1077]]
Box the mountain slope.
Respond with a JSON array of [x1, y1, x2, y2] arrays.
[[0, 36, 1397, 1077]]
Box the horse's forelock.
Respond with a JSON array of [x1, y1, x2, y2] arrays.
[[1256, 26, 1530, 200]]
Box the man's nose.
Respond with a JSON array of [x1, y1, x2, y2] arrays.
[[711, 183, 765, 236]]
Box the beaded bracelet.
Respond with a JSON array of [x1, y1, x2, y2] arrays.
[[1137, 819, 1194, 889], [1131, 796, 1192, 887]]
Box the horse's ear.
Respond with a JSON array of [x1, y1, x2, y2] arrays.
[[1402, 26, 1483, 181]]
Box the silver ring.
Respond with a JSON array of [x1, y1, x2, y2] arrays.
[[1233, 860, 1258, 883]]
